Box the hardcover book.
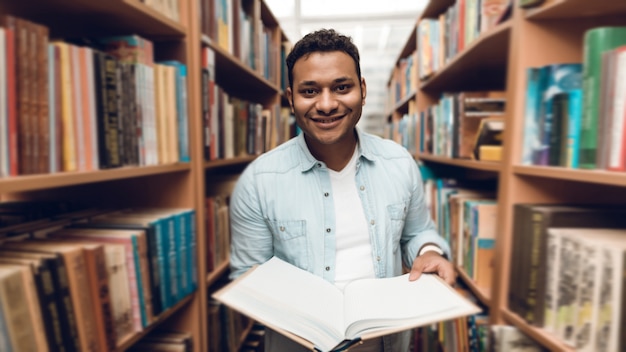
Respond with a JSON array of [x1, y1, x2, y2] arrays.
[[213, 256, 480, 352]]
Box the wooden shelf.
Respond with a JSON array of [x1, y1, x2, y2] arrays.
[[115, 293, 195, 352], [417, 154, 502, 172], [0, 164, 191, 193], [388, 91, 417, 116], [204, 156, 258, 171], [525, 0, 626, 20], [207, 259, 230, 287], [201, 34, 281, 103], [0, 0, 186, 38], [420, 20, 512, 93], [513, 165, 626, 187], [456, 266, 491, 306], [419, 0, 455, 20], [501, 308, 575, 352]]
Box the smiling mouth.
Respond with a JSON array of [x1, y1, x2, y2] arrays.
[[311, 116, 343, 124]]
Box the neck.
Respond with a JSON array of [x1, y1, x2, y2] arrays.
[[306, 133, 358, 171]]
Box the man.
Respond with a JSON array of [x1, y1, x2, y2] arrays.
[[229, 28, 455, 351]]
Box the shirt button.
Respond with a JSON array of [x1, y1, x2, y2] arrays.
[[324, 192, 329, 197], [279, 226, 285, 231], [370, 220, 375, 225], [376, 256, 381, 261], [326, 228, 331, 233], [325, 266, 330, 271], [360, 186, 365, 191], [317, 163, 322, 167]]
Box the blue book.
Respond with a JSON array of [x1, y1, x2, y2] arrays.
[[537, 63, 583, 165], [566, 89, 583, 168], [521, 66, 549, 165]]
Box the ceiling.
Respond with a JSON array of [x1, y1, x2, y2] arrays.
[[265, 0, 427, 135]]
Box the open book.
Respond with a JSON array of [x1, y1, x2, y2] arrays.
[[213, 257, 481, 352]]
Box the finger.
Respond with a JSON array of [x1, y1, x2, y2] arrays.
[[408, 268, 422, 281]]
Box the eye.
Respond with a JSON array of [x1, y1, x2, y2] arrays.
[[335, 84, 350, 92], [300, 88, 317, 96]]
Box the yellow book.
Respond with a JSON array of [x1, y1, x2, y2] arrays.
[[54, 41, 77, 171], [164, 65, 179, 163], [154, 64, 168, 164], [479, 145, 503, 161]]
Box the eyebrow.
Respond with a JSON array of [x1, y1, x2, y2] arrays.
[[297, 77, 353, 87]]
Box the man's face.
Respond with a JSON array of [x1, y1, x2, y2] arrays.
[[287, 51, 366, 151]]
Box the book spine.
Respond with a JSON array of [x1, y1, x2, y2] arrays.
[[51, 255, 81, 351], [154, 218, 170, 309], [188, 210, 198, 291], [64, 249, 100, 352], [83, 246, 115, 351], [36, 260, 66, 350], [0, 268, 37, 350], [579, 27, 626, 168], [134, 233, 154, 324]]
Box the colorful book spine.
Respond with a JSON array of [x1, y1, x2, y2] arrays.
[[579, 26, 626, 169]]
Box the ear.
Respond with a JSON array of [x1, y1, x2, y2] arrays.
[[286, 87, 295, 113], [360, 77, 367, 106]]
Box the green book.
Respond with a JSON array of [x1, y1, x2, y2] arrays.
[[579, 26, 626, 169]]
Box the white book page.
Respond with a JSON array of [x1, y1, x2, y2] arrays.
[[215, 257, 346, 350], [342, 273, 474, 338]]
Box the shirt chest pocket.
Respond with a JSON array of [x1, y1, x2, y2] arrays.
[[387, 201, 408, 252], [266, 219, 308, 270]]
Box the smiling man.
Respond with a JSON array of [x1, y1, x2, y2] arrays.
[[228, 29, 455, 352]]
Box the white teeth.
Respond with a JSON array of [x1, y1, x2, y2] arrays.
[[315, 117, 340, 123]]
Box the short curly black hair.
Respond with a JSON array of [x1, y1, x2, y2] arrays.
[[286, 28, 361, 89]]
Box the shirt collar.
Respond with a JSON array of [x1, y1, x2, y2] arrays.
[[296, 127, 376, 172]]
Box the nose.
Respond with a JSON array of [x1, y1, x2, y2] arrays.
[[315, 90, 338, 115]]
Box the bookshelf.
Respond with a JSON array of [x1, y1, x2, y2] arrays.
[[387, 0, 626, 351], [0, 0, 290, 351], [196, 0, 291, 351]]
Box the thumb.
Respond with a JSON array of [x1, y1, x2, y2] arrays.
[[408, 260, 425, 281]]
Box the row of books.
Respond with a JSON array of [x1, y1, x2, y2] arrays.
[[201, 46, 294, 161], [508, 204, 626, 352], [423, 176, 497, 290], [206, 194, 230, 273], [0, 15, 190, 178], [415, 285, 491, 352], [208, 277, 256, 352], [388, 50, 418, 108], [417, 0, 510, 81], [0, 205, 197, 351], [520, 26, 626, 170], [200, 0, 283, 84], [387, 90, 506, 161]]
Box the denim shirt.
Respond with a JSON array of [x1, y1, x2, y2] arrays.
[[229, 128, 451, 351]]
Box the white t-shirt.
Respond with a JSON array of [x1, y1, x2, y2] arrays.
[[329, 146, 376, 291], [329, 147, 383, 351]]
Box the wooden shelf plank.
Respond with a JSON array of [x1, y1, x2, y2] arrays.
[[501, 308, 575, 352], [388, 91, 417, 116], [201, 34, 280, 103], [513, 165, 626, 187], [207, 259, 230, 287], [0, 0, 185, 38], [204, 156, 258, 171], [419, 0, 455, 20], [420, 20, 512, 93], [115, 293, 195, 351], [0, 164, 191, 193], [525, 0, 626, 20], [456, 266, 491, 306], [417, 154, 502, 172]]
